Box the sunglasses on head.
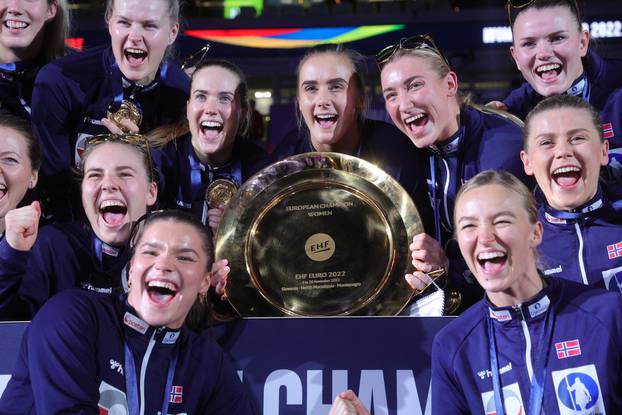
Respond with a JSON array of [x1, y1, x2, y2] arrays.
[[181, 44, 211, 72], [375, 34, 449, 69], [83, 133, 154, 178], [506, 0, 580, 26]]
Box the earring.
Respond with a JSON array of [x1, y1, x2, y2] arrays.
[[127, 278, 132, 293]]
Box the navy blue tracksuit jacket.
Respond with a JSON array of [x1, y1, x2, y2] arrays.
[[537, 186, 622, 293], [433, 278, 622, 414], [153, 133, 270, 223], [0, 289, 256, 414], [31, 45, 189, 221], [426, 105, 533, 309], [0, 221, 128, 320]]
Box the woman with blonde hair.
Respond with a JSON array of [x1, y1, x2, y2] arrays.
[[377, 34, 532, 314], [330, 170, 622, 414]]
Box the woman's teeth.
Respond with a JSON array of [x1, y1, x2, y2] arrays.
[[4, 21, 28, 30]]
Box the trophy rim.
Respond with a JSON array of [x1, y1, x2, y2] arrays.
[[217, 152, 422, 316]]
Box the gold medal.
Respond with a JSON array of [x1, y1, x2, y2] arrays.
[[107, 99, 143, 128], [206, 179, 239, 207]]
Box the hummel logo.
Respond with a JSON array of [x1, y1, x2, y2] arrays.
[[110, 359, 123, 375]]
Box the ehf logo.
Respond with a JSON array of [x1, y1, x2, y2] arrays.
[[601, 266, 622, 293], [481, 382, 524, 415], [551, 364, 606, 415]]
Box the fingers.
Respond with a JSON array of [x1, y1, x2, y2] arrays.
[[333, 390, 370, 415], [101, 118, 140, 134], [5, 202, 42, 251], [405, 271, 434, 292], [485, 100, 508, 111], [207, 206, 224, 233], [409, 233, 447, 272], [329, 396, 356, 415], [211, 259, 230, 299], [101, 118, 125, 135]]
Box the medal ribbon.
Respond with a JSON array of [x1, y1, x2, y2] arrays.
[[0, 62, 33, 114], [124, 339, 178, 415], [110, 61, 168, 112], [427, 127, 464, 242], [487, 303, 554, 415]]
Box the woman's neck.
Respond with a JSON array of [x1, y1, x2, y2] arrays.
[[311, 124, 360, 154], [194, 145, 233, 169], [0, 38, 43, 64], [488, 266, 545, 308], [433, 102, 461, 145]]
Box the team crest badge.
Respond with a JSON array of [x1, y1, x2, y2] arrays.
[[551, 364, 606, 414]]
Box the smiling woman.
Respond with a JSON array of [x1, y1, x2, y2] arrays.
[[30, 0, 189, 222], [492, 0, 622, 184], [150, 59, 270, 234], [329, 170, 622, 415], [0, 210, 257, 414], [520, 95, 622, 292], [377, 35, 532, 314], [0, 114, 41, 236], [0, 134, 156, 321], [0, 0, 69, 119], [273, 43, 433, 238]]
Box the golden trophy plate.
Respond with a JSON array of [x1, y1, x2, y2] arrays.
[[217, 152, 423, 316]]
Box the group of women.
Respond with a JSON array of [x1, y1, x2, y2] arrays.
[[0, 0, 620, 413]]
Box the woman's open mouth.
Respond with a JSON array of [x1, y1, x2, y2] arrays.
[[404, 113, 428, 132], [314, 113, 338, 129], [551, 165, 581, 188], [99, 199, 128, 227], [146, 279, 178, 306], [535, 63, 562, 82], [477, 251, 507, 274], [124, 47, 148, 66]]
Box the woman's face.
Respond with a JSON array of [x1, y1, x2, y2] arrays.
[[521, 107, 608, 210], [107, 0, 178, 85], [81, 142, 157, 246], [455, 184, 543, 305], [0, 126, 37, 221], [0, 0, 57, 59], [296, 52, 361, 150], [188, 65, 242, 165], [128, 219, 210, 329], [511, 6, 589, 97], [381, 54, 459, 148]]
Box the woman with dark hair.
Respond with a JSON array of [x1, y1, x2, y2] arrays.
[[521, 94, 622, 292], [0, 113, 41, 237], [0, 210, 257, 414], [0, 0, 70, 119], [330, 170, 622, 414], [150, 59, 269, 233], [377, 34, 532, 314], [273, 43, 432, 234], [31, 0, 189, 221], [490, 0, 622, 183]]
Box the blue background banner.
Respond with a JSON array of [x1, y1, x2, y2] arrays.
[[0, 317, 453, 414]]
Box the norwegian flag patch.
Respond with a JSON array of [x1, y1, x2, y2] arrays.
[[169, 385, 183, 404], [607, 241, 622, 259], [555, 339, 582, 359], [603, 122, 614, 140]]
